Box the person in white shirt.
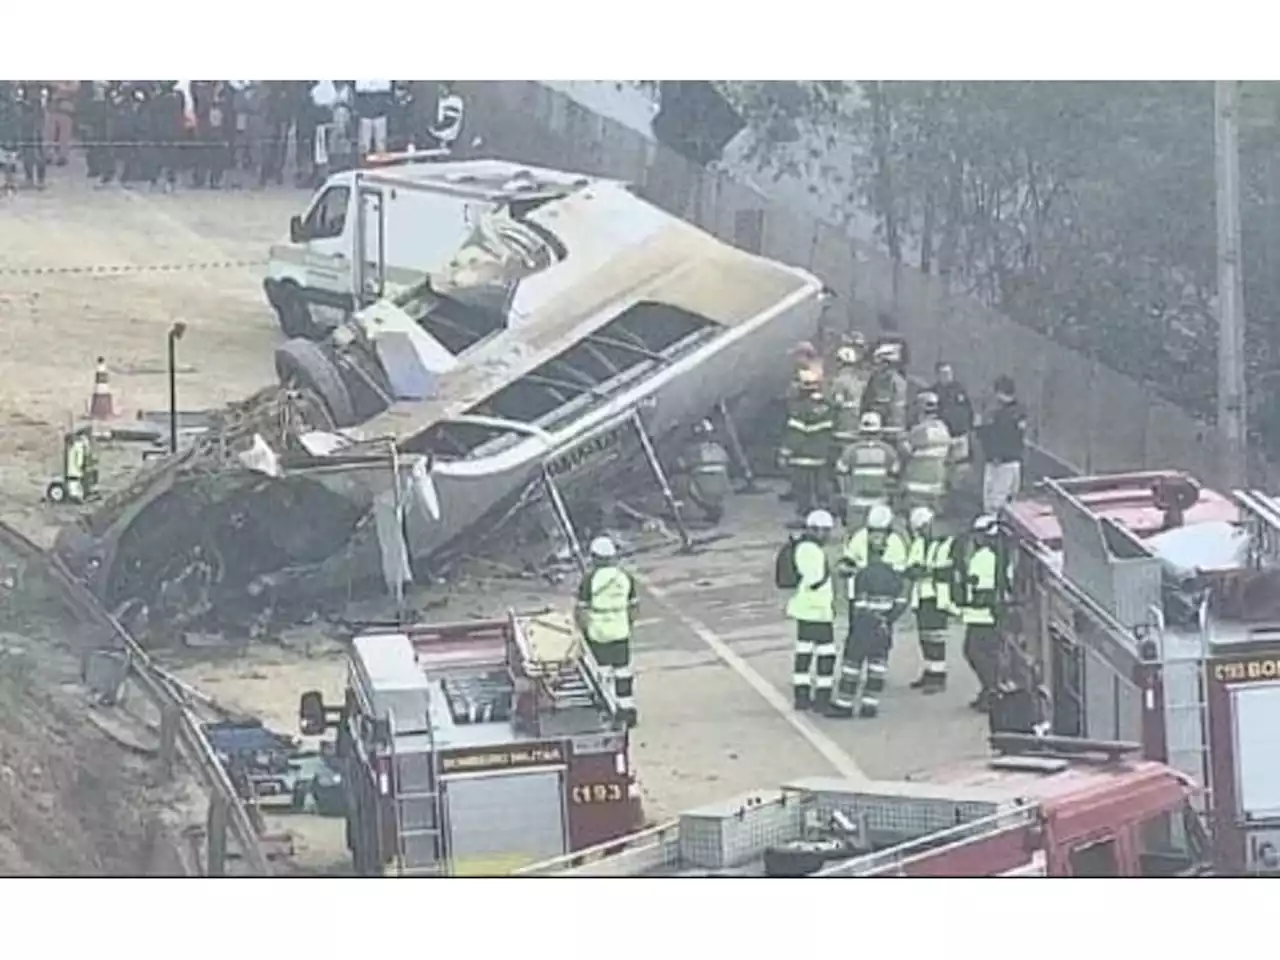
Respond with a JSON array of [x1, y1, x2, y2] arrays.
[[352, 79, 392, 157], [429, 82, 465, 153]]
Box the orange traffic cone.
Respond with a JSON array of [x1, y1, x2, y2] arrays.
[[89, 357, 114, 421]]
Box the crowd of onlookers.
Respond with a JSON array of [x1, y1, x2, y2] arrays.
[[0, 81, 462, 194]]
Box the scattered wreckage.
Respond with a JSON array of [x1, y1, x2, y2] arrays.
[[56, 159, 825, 635]]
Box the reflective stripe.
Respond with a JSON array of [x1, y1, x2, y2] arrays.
[[854, 599, 895, 611], [793, 641, 815, 655], [788, 419, 833, 433], [925, 661, 947, 673], [813, 674, 835, 690], [866, 662, 887, 677]]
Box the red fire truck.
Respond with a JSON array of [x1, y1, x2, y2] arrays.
[[298, 611, 643, 875], [515, 734, 1210, 877], [1000, 470, 1280, 874]]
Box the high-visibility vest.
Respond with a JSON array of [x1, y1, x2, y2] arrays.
[[65, 438, 86, 480], [842, 529, 907, 599], [961, 546, 997, 625], [907, 534, 956, 611], [786, 539, 835, 624], [584, 566, 634, 644]]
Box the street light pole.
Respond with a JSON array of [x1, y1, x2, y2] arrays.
[[167, 321, 187, 454], [1215, 80, 1248, 487]]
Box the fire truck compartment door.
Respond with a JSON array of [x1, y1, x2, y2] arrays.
[[1233, 683, 1280, 820], [444, 769, 566, 875]]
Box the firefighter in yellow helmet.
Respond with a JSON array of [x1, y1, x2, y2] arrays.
[[863, 342, 909, 443], [779, 366, 834, 517]]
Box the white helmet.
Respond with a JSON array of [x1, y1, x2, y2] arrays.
[[805, 509, 835, 531], [867, 504, 894, 531], [589, 536, 618, 560], [972, 515, 998, 535], [859, 411, 882, 433], [909, 506, 934, 531]]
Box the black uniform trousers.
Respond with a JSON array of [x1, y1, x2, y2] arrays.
[[831, 609, 892, 717], [915, 599, 950, 689], [792, 620, 837, 711], [963, 622, 1000, 702], [588, 637, 636, 725]]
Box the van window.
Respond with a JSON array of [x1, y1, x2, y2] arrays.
[[305, 186, 351, 241], [1138, 806, 1206, 876], [1069, 838, 1119, 877]]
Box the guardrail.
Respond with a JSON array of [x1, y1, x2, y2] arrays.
[[0, 519, 270, 876]]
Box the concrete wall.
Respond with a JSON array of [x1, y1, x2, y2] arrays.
[[459, 80, 1263, 489]]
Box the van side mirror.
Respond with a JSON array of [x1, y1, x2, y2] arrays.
[[289, 215, 307, 243], [299, 690, 328, 735]]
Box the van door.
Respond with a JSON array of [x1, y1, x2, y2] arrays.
[[358, 184, 386, 306], [301, 183, 356, 326]]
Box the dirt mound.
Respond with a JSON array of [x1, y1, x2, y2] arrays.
[[0, 646, 157, 875]]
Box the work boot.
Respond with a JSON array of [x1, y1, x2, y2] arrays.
[[908, 674, 928, 690], [812, 689, 831, 713], [621, 708, 638, 729], [793, 688, 812, 711], [824, 701, 854, 719], [969, 691, 992, 713], [857, 702, 879, 719]]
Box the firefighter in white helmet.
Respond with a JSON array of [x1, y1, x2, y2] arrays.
[[904, 506, 957, 693], [862, 342, 909, 443], [673, 418, 732, 525], [575, 535, 639, 726], [778, 509, 838, 712], [901, 391, 952, 516], [835, 410, 899, 529], [829, 335, 871, 447], [828, 503, 907, 719]]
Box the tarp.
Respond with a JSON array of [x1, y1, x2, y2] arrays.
[[1146, 520, 1248, 574]]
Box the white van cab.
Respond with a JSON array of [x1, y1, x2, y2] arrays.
[[262, 154, 594, 339]]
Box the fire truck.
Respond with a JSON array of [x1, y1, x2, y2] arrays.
[[515, 734, 1210, 877], [999, 470, 1280, 874], [298, 610, 643, 876]]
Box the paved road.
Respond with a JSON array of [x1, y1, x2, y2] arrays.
[[622, 486, 990, 820]]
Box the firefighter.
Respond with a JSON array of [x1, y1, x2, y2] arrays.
[[905, 506, 956, 693], [901, 391, 952, 515], [779, 368, 834, 517], [838, 500, 908, 673], [829, 336, 871, 447], [575, 536, 639, 727], [783, 508, 838, 712], [827, 541, 906, 719], [835, 411, 899, 530], [787, 340, 825, 400], [862, 342, 909, 443], [960, 514, 1002, 712], [674, 419, 732, 525]]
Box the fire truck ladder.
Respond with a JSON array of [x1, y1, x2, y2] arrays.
[[388, 715, 448, 877]]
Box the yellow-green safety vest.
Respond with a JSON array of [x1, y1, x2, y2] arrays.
[[842, 529, 907, 599], [961, 546, 997, 625], [907, 534, 956, 612], [585, 566, 635, 644], [786, 539, 835, 624]]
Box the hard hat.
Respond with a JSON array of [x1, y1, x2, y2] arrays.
[[694, 418, 713, 434], [589, 536, 618, 560], [972, 515, 998, 534], [844, 331, 868, 350], [797, 368, 821, 387], [835, 345, 860, 366], [805, 509, 835, 531], [873, 343, 896, 362], [859, 411, 882, 432], [918, 391, 939, 412], [867, 504, 894, 531], [909, 506, 934, 530]]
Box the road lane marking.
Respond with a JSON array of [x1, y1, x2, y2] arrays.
[[634, 572, 866, 781]]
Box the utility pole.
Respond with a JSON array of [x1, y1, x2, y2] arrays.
[[1215, 80, 1248, 488]]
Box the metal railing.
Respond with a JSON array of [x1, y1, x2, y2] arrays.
[[0, 518, 270, 876]]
